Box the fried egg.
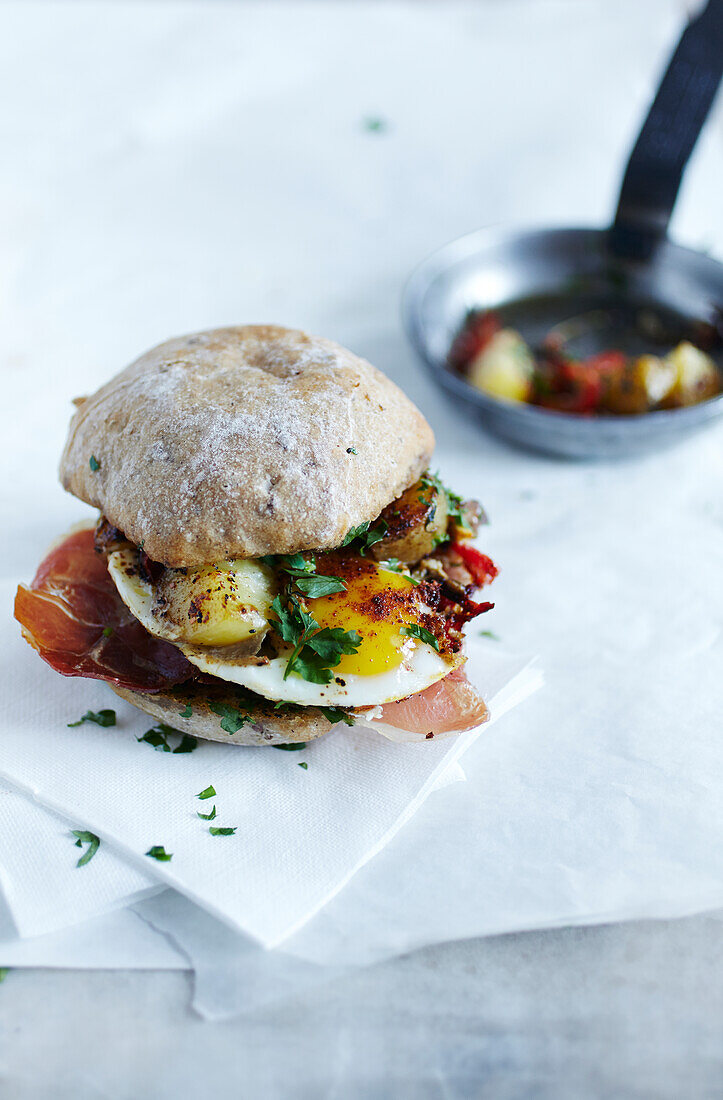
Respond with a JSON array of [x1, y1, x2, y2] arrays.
[[107, 549, 456, 707]]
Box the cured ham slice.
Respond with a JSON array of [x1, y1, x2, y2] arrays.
[[14, 527, 196, 692], [368, 665, 488, 742]]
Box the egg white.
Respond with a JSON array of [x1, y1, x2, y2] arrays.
[[107, 551, 454, 707]]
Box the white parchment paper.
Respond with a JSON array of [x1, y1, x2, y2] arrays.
[[0, 0, 721, 990]]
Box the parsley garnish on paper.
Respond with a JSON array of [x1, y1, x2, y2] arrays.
[[363, 115, 387, 133], [146, 846, 172, 862], [197, 805, 217, 821], [0, 969, 9, 983], [137, 724, 198, 753], [401, 624, 440, 652], [71, 830, 100, 867], [273, 742, 307, 751], [479, 630, 500, 641], [68, 709, 116, 728], [197, 785, 216, 800], [298, 762, 308, 770], [209, 826, 236, 837]]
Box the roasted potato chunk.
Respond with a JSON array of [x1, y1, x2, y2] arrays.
[[660, 342, 720, 408], [467, 329, 535, 403], [153, 559, 275, 647], [371, 480, 449, 565], [604, 355, 676, 414]]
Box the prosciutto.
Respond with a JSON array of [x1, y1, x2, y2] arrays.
[[14, 527, 196, 692], [371, 666, 488, 740]]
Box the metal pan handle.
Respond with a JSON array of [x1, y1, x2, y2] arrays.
[[609, 0, 723, 261]]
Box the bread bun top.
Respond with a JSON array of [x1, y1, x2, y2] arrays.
[[60, 325, 434, 566]]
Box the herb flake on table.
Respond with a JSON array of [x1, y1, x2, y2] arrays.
[[0, 969, 9, 984], [362, 115, 387, 133], [298, 762, 308, 770], [146, 846, 172, 862], [209, 826, 236, 837], [137, 724, 198, 753], [71, 830, 100, 867], [197, 805, 217, 821], [273, 742, 307, 751], [197, 785, 216, 800], [68, 709, 116, 728], [479, 630, 500, 640]]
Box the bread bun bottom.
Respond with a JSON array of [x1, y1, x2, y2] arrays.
[[109, 681, 335, 747]]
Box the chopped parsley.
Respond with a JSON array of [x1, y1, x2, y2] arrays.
[[197, 805, 217, 821], [179, 704, 193, 718], [273, 742, 307, 751], [382, 558, 420, 585], [0, 969, 8, 984], [89, 455, 100, 472], [146, 846, 172, 861], [208, 702, 252, 735], [209, 826, 236, 836], [68, 709, 116, 729], [197, 785, 216, 800], [137, 724, 198, 753], [72, 830, 100, 867], [298, 762, 308, 770], [420, 470, 465, 528], [363, 115, 387, 133], [293, 574, 347, 598], [173, 734, 198, 754], [270, 592, 360, 684], [262, 553, 347, 599], [102, 626, 114, 637], [479, 630, 500, 641], [346, 447, 358, 454], [319, 706, 356, 727], [401, 623, 440, 652], [340, 520, 388, 555]]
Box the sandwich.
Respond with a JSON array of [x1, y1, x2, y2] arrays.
[[15, 325, 498, 746]]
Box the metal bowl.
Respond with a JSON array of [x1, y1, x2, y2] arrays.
[[402, 226, 723, 459]]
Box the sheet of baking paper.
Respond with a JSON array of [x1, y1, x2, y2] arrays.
[[0, 780, 160, 938], [129, 431, 723, 1017], [0, 578, 538, 947], [1, 0, 721, 990]]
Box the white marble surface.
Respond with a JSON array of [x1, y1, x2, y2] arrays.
[[1, 0, 722, 1093], [2, 914, 723, 1098]]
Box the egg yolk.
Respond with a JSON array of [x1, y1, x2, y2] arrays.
[[307, 559, 423, 677]]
